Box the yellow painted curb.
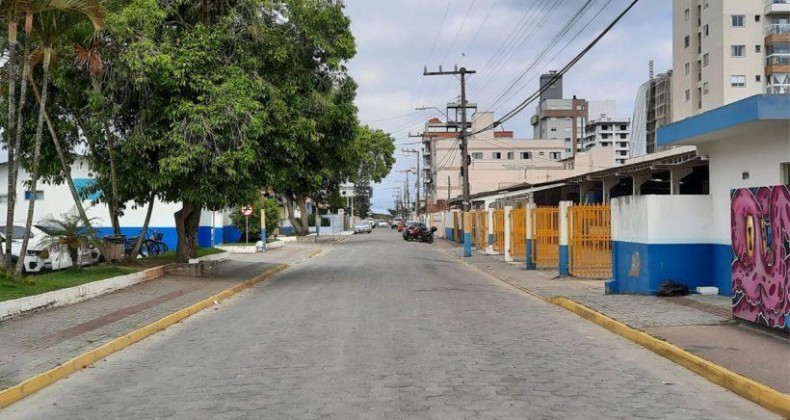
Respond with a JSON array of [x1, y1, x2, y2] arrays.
[[0, 263, 290, 410], [306, 248, 323, 259], [549, 296, 790, 418]]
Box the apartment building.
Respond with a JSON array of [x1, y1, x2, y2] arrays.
[[672, 0, 790, 121], [631, 65, 673, 157], [582, 115, 631, 165]]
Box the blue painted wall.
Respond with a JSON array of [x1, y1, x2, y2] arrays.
[[223, 225, 242, 243], [445, 227, 453, 241], [611, 241, 732, 295]]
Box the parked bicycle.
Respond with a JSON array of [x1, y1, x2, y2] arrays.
[[122, 230, 169, 258]]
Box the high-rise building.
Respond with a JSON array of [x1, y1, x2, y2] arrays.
[[672, 0, 790, 122], [631, 63, 673, 157], [582, 115, 631, 165]]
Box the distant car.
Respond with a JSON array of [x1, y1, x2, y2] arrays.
[[377, 221, 388, 228], [354, 221, 372, 234], [391, 218, 402, 229]]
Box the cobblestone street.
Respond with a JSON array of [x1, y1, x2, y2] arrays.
[[0, 231, 773, 419]]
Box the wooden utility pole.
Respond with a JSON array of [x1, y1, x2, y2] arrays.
[[423, 65, 476, 211]]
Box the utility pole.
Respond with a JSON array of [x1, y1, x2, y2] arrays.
[[397, 169, 414, 218], [402, 148, 421, 217], [424, 65, 476, 211]]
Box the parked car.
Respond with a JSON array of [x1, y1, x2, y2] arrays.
[[377, 221, 388, 228], [354, 221, 372, 234], [391, 218, 402, 229], [0, 224, 102, 274]]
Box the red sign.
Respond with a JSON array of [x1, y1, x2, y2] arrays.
[[240, 205, 254, 217]]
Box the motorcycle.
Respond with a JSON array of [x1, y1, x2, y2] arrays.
[[403, 225, 436, 243]]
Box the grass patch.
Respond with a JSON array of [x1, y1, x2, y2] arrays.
[[144, 247, 224, 261], [0, 266, 140, 303]]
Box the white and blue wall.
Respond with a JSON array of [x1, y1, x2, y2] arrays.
[[609, 195, 722, 295], [0, 158, 240, 251]]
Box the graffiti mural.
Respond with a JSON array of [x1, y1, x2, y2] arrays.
[[731, 185, 790, 330]]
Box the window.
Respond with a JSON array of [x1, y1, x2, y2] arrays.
[[684, 62, 690, 75], [703, 53, 709, 66], [601, 125, 610, 130], [703, 81, 710, 94], [539, 151, 545, 156], [564, 127, 571, 132], [684, 35, 690, 48], [520, 152, 531, 159], [549, 152, 561, 160], [24, 191, 44, 201], [756, 75, 762, 82], [730, 75, 746, 87], [684, 89, 691, 101], [619, 134, 627, 139], [755, 15, 760, 23], [471, 152, 483, 159], [731, 15, 744, 27], [703, 24, 709, 37], [703, 1, 708, 9], [492, 152, 502, 159], [0, 194, 7, 205], [619, 125, 627, 131], [684, 8, 689, 21], [601, 134, 611, 139], [755, 45, 761, 53], [506, 152, 514, 160], [731, 45, 745, 57], [601, 142, 609, 147], [782, 162, 790, 186]]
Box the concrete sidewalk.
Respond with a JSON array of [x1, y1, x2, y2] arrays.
[[440, 243, 790, 394], [0, 243, 324, 391]]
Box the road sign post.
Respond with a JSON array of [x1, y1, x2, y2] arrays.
[[241, 205, 254, 244]]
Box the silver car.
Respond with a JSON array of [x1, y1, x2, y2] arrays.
[[353, 222, 372, 234]]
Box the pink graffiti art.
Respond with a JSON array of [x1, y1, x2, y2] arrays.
[[731, 185, 790, 330]]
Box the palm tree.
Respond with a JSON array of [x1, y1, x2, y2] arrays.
[[14, 1, 103, 276]]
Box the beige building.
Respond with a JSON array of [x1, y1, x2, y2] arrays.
[[422, 112, 615, 211], [672, 0, 790, 122]]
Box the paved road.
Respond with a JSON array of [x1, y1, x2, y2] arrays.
[[1, 230, 772, 419]]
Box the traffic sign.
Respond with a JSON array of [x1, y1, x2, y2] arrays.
[[240, 205, 254, 217]]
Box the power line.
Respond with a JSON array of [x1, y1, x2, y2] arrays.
[[438, 0, 478, 64], [469, 0, 643, 136], [415, 0, 453, 108]]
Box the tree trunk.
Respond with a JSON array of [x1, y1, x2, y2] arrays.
[[174, 202, 201, 263], [4, 19, 20, 270], [15, 47, 51, 276], [131, 194, 155, 259], [298, 197, 310, 234], [28, 73, 92, 229], [103, 121, 121, 235], [284, 195, 308, 236]]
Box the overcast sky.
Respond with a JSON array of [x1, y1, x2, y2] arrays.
[[347, 0, 672, 213]]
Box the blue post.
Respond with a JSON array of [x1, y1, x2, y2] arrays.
[[526, 239, 535, 269], [559, 245, 569, 276], [558, 201, 571, 276], [464, 232, 472, 257], [488, 233, 494, 246], [261, 228, 267, 252]]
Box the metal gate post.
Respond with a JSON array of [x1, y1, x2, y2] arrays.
[[463, 212, 473, 257], [559, 201, 572, 276], [525, 203, 536, 269], [504, 206, 513, 262]]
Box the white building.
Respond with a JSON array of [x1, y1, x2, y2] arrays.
[[0, 158, 239, 249], [672, 0, 790, 122], [582, 102, 631, 165]]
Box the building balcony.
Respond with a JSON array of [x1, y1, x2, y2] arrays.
[[766, 54, 790, 66], [767, 84, 790, 94], [766, 23, 790, 36], [765, 0, 790, 14]]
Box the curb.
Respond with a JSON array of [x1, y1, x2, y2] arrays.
[[305, 248, 323, 259], [549, 297, 790, 418], [442, 248, 790, 417], [0, 263, 290, 410]]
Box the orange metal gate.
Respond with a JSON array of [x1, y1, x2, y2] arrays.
[[510, 208, 527, 260], [474, 211, 488, 250], [493, 209, 505, 253], [569, 204, 612, 278], [531, 207, 559, 268], [453, 212, 461, 242]]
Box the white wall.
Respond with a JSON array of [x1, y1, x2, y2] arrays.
[[612, 195, 715, 244], [700, 124, 790, 245], [0, 159, 227, 229]]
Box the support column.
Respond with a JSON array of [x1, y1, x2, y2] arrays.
[[504, 206, 513, 262], [670, 167, 693, 195], [632, 173, 651, 196], [602, 177, 618, 203], [525, 203, 536, 269], [559, 201, 572, 276], [579, 181, 597, 203], [463, 212, 473, 257], [260, 207, 267, 252], [486, 208, 495, 254]]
